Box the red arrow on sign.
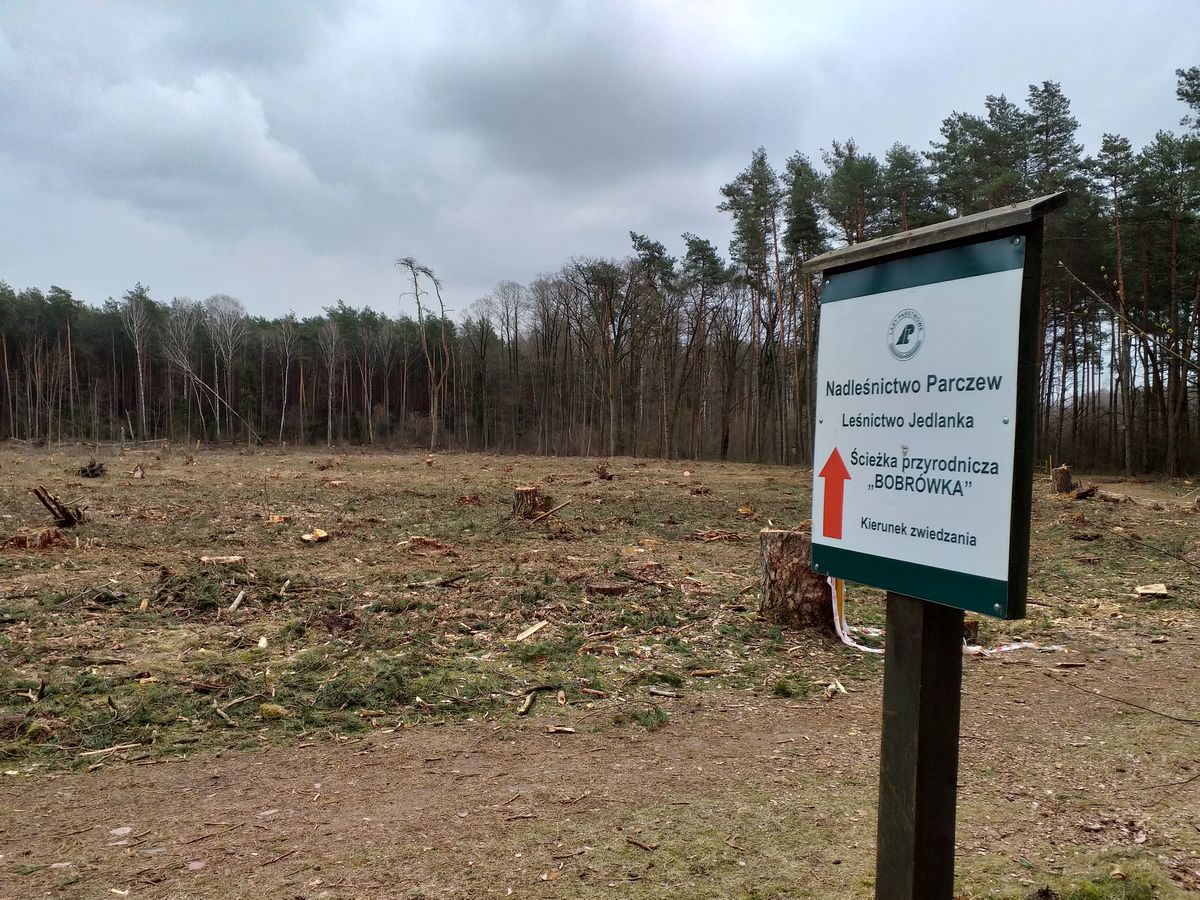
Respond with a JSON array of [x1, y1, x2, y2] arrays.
[[819, 447, 851, 539]]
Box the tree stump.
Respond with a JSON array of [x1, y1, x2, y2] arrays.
[[759, 528, 835, 634], [1051, 464, 1075, 493], [513, 484, 547, 518]]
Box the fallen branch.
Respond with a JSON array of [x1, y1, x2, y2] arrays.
[[616, 570, 677, 592], [32, 486, 85, 527], [1108, 529, 1200, 574], [406, 568, 478, 589], [686, 529, 746, 543], [1043, 672, 1198, 725], [180, 822, 244, 845], [1148, 770, 1200, 798], [529, 499, 572, 524], [219, 693, 261, 713], [625, 836, 658, 852], [551, 847, 588, 859], [260, 848, 297, 867], [78, 742, 140, 758]]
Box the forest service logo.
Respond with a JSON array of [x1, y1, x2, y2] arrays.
[[887, 308, 925, 361]]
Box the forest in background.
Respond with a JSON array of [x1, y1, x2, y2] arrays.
[[2, 72, 1199, 474]]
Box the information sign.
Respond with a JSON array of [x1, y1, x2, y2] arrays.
[[810, 235, 1035, 618]]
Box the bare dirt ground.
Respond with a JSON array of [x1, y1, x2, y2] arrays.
[[1, 446, 1197, 898]]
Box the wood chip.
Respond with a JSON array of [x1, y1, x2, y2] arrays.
[[515, 620, 549, 642], [1134, 583, 1169, 597], [227, 590, 246, 613]]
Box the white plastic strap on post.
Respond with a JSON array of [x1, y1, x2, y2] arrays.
[[827, 576, 885, 655], [825, 578, 1066, 658]]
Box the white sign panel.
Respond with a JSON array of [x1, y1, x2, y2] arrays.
[[811, 248, 1026, 616]]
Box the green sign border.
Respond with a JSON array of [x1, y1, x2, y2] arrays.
[[812, 546, 1006, 618], [812, 227, 1042, 620], [821, 235, 1025, 302]]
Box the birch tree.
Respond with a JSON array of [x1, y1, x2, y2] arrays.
[[120, 283, 154, 440]]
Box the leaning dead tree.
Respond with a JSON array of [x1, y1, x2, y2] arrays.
[[759, 527, 835, 634], [397, 256, 452, 452]]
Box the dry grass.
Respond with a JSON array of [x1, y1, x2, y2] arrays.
[[0, 444, 1197, 898]]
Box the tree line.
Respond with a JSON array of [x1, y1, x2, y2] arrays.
[[2, 72, 1198, 474]]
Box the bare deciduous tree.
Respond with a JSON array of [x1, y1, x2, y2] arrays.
[[121, 283, 154, 440], [273, 316, 299, 444], [317, 318, 342, 448], [203, 294, 247, 441], [163, 297, 206, 441]]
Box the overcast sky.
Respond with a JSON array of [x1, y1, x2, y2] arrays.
[[0, 1, 1195, 320]]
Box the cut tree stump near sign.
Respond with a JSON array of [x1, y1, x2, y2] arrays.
[[758, 528, 835, 634], [804, 191, 1066, 900], [513, 484, 548, 518], [1052, 464, 1075, 493]]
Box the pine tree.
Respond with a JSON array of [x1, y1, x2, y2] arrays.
[[821, 138, 885, 244], [881, 143, 943, 232]]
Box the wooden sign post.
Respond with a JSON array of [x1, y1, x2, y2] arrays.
[[803, 193, 1066, 899]]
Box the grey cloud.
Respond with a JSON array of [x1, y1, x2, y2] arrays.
[[163, 1, 341, 71], [421, 9, 808, 186], [1, 0, 1198, 321], [70, 74, 333, 207]]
